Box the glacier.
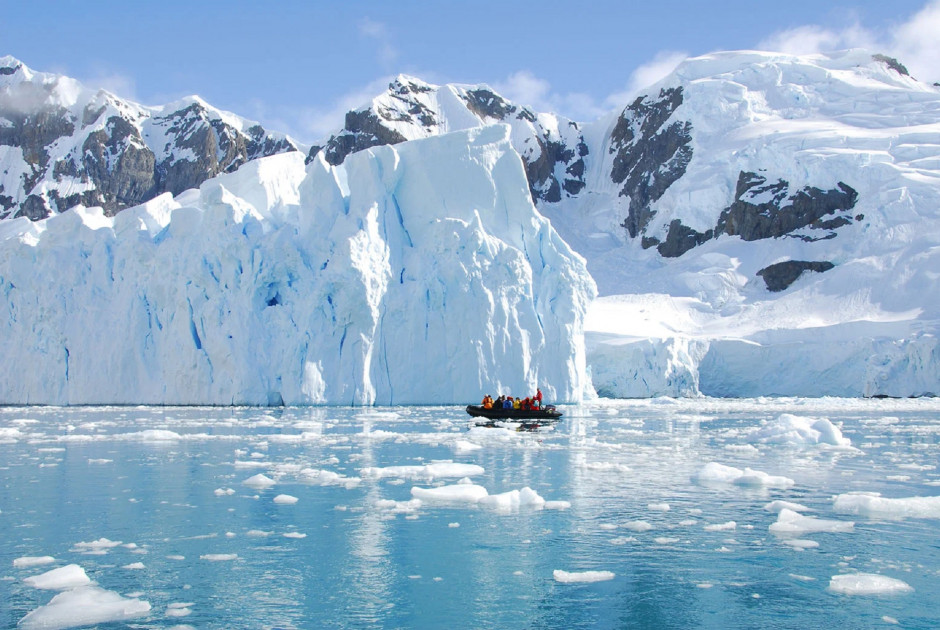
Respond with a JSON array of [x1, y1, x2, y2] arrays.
[[0, 124, 596, 405]]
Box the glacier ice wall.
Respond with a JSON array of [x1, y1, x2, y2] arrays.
[[0, 125, 596, 405]]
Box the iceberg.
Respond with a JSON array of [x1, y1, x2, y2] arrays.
[[0, 125, 595, 405]]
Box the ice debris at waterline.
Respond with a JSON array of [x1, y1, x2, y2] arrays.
[[0, 124, 595, 405]]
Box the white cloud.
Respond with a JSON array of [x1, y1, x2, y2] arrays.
[[890, 0, 940, 81], [244, 75, 396, 144], [491, 70, 607, 121], [359, 18, 398, 69], [605, 50, 689, 107], [756, 0, 940, 83], [757, 23, 877, 56]]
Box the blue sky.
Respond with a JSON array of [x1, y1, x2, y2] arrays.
[[2, 0, 938, 143]]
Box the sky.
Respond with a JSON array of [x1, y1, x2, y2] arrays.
[[1, 0, 938, 144]]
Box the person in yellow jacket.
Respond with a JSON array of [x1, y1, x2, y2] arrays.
[[513, 397, 522, 410]]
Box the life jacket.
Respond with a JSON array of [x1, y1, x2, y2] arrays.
[[513, 398, 521, 409]]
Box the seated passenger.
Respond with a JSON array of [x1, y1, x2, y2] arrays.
[[513, 397, 522, 410], [503, 397, 513, 409]]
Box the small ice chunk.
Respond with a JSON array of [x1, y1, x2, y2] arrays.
[[647, 502, 670, 512], [13, 556, 56, 568], [623, 521, 653, 532], [454, 440, 482, 452], [17, 586, 150, 629], [553, 569, 615, 583], [242, 474, 276, 488], [273, 494, 299, 505], [544, 500, 571, 510], [124, 429, 182, 441], [833, 492, 940, 520], [122, 562, 145, 570], [704, 521, 736, 532], [827, 573, 913, 595], [448, 522, 460, 528], [200, 554, 238, 561], [246, 530, 272, 537], [764, 500, 811, 513], [70, 538, 122, 553], [362, 462, 484, 481], [283, 532, 307, 539], [692, 462, 794, 488], [783, 539, 820, 549], [410, 484, 489, 503], [769, 509, 854, 536], [214, 488, 235, 496], [755, 414, 852, 447], [478, 487, 545, 511], [24, 564, 91, 590]]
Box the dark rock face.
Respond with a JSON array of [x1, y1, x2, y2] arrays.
[[647, 170, 859, 258], [314, 109, 409, 167], [716, 171, 858, 241], [609, 87, 693, 238], [463, 88, 517, 120], [872, 54, 910, 77], [757, 260, 835, 291]]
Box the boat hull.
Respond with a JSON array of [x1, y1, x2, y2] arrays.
[[465, 404, 562, 421]]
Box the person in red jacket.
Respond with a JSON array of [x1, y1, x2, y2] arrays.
[[534, 388, 543, 408]]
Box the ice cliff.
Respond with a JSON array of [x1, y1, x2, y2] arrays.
[[0, 125, 595, 404]]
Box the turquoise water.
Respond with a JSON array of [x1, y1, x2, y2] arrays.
[[1, 399, 939, 629]]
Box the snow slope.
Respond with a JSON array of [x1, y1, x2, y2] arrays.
[[0, 125, 595, 404], [569, 50, 940, 397]]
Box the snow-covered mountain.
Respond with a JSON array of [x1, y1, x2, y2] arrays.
[[306, 74, 589, 206], [0, 56, 302, 220], [2, 49, 940, 402], [570, 50, 940, 398]]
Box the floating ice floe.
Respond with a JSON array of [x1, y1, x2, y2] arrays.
[[298, 468, 361, 488], [764, 500, 811, 513], [623, 521, 653, 532], [200, 554, 238, 561], [18, 585, 151, 629], [242, 474, 276, 488], [122, 562, 145, 570], [827, 573, 913, 595], [69, 538, 123, 554], [409, 483, 561, 512], [361, 462, 484, 481], [273, 494, 298, 505], [754, 414, 853, 448], [769, 508, 854, 536], [704, 521, 736, 532], [833, 492, 940, 520], [13, 556, 56, 568], [693, 462, 795, 488], [166, 602, 194, 617], [23, 564, 92, 590], [553, 570, 615, 583]]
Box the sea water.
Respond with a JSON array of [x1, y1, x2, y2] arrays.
[[1, 398, 938, 629]]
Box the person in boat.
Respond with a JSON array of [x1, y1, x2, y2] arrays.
[[535, 388, 543, 408], [495, 394, 505, 408], [513, 397, 522, 410], [503, 396, 513, 409], [482, 395, 494, 409]]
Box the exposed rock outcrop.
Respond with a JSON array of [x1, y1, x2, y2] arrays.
[[756, 260, 835, 292], [609, 87, 693, 238]]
